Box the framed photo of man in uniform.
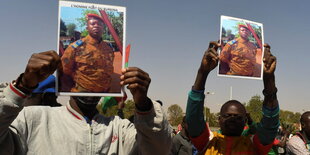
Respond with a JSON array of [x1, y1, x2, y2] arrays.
[[218, 15, 264, 80], [57, 0, 126, 96]]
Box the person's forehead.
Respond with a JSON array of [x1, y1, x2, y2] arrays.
[[221, 104, 245, 114]]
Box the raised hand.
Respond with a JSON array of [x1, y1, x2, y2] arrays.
[[262, 44, 278, 108], [120, 67, 152, 110], [22, 51, 60, 89], [192, 41, 220, 91], [263, 44, 276, 76], [199, 41, 220, 73]]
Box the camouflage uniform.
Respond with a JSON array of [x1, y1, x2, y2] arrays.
[[61, 35, 114, 93], [220, 37, 258, 76]]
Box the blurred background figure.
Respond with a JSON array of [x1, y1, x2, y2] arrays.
[[286, 111, 310, 154], [156, 100, 163, 106], [268, 125, 290, 155], [0, 82, 9, 97], [171, 116, 196, 155]]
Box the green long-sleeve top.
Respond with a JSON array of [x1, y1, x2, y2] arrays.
[[186, 90, 279, 150]]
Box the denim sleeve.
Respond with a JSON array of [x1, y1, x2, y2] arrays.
[[256, 105, 280, 145], [186, 90, 206, 137]]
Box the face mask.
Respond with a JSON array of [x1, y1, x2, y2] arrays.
[[222, 115, 246, 136], [74, 96, 101, 105]]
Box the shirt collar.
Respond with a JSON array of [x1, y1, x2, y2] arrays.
[[237, 37, 249, 43], [85, 35, 102, 45], [66, 102, 91, 124]]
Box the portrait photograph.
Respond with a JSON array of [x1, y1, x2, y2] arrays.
[[218, 15, 264, 80], [57, 0, 126, 96]]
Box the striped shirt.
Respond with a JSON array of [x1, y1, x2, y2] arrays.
[[286, 134, 310, 155]]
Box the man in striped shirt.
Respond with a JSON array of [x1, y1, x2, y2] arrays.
[[286, 111, 310, 154]]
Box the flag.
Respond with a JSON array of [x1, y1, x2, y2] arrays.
[[125, 44, 131, 67], [99, 44, 131, 113]]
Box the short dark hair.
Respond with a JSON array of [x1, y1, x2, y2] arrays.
[[156, 100, 163, 106], [300, 111, 310, 124], [220, 100, 246, 114]]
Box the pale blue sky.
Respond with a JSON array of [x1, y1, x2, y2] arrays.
[[1, 0, 309, 113], [61, 7, 89, 31], [222, 18, 261, 35], [60, 6, 122, 31]]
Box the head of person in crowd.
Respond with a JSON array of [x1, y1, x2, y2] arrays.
[[238, 24, 251, 40], [24, 75, 60, 107], [86, 14, 105, 40], [300, 111, 310, 139], [0, 82, 9, 98], [219, 100, 247, 136], [156, 100, 163, 106]]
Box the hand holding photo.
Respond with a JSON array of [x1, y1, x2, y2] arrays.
[[218, 15, 264, 80], [57, 1, 126, 96]]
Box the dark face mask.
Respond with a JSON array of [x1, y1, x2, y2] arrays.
[[74, 96, 101, 105], [72, 96, 101, 111], [220, 115, 246, 136]]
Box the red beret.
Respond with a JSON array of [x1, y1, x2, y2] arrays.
[[86, 14, 104, 23], [238, 24, 249, 30]]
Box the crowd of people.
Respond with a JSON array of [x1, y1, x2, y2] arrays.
[[0, 41, 309, 155], [0, 13, 309, 155], [170, 42, 309, 155]]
